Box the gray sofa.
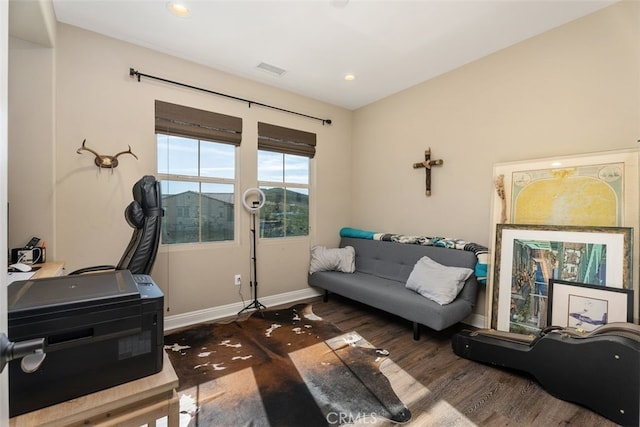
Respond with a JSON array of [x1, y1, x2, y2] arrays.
[[308, 237, 479, 339]]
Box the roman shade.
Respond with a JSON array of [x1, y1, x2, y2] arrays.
[[258, 122, 316, 158], [155, 100, 242, 145]]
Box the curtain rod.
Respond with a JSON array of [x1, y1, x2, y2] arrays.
[[129, 68, 332, 126]]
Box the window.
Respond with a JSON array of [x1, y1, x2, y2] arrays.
[[257, 122, 315, 238], [155, 101, 242, 244]]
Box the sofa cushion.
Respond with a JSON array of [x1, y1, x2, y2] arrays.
[[310, 237, 480, 331], [309, 245, 356, 274], [405, 256, 473, 305], [309, 270, 474, 331]]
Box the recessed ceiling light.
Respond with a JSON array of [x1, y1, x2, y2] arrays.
[[344, 74, 356, 81], [551, 161, 562, 167], [168, 2, 190, 17]]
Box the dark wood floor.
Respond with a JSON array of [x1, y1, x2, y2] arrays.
[[295, 294, 618, 427]]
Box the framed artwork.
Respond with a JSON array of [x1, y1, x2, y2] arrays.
[[548, 279, 633, 331], [488, 149, 639, 326], [491, 149, 638, 227], [491, 223, 633, 335]]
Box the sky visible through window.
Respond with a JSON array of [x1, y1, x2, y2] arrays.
[[158, 135, 234, 194], [258, 151, 309, 185], [158, 135, 309, 194]]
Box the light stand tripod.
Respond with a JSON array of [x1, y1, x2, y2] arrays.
[[238, 189, 267, 316]]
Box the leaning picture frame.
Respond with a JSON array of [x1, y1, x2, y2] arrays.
[[490, 150, 638, 228], [488, 149, 640, 326], [547, 279, 633, 331], [491, 223, 633, 335]]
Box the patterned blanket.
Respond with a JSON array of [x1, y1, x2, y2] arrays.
[[340, 227, 488, 284]]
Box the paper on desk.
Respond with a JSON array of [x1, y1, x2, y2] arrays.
[[7, 271, 35, 285]]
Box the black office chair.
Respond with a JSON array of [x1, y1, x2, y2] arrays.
[[69, 175, 163, 275]]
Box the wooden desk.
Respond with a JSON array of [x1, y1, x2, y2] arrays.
[[7, 261, 65, 285], [10, 352, 179, 427], [31, 261, 65, 278]]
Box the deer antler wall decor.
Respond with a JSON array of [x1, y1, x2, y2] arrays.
[[76, 139, 138, 172]]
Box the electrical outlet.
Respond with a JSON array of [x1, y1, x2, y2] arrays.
[[234, 274, 241, 286]]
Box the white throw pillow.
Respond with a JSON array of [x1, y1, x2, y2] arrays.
[[309, 245, 356, 274], [405, 256, 473, 305]]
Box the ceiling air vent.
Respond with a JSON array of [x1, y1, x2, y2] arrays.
[[256, 62, 287, 77]]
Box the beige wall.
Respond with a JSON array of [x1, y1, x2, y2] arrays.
[[7, 1, 639, 322], [8, 37, 56, 258], [9, 23, 352, 316], [351, 1, 640, 318]]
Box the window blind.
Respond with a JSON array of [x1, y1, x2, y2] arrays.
[[258, 122, 316, 158], [155, 100, 242, 145]]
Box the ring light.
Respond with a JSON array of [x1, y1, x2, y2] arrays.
[[242, 188, 266, 213], [238, 187, 268, 314]]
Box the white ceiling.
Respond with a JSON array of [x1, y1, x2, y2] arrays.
[[49, 0, 616, 110]]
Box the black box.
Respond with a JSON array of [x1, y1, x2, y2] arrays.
[[8, 270, 164, 417], [11, 247, 45, 264]]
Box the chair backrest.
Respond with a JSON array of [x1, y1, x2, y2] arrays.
[[116, 175, 163, 275]]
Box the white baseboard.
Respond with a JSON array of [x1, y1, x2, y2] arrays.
[[164, 287, 323, 332], [165, 287, 487, 332], [462, 312, 486, 329]]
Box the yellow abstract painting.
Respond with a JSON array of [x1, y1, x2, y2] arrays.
[[511, 163, 623, 226]]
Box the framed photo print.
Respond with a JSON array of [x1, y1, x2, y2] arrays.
[[548, 279, 633, 331], [491, 223, 633, 335]]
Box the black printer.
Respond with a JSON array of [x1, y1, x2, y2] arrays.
[[8, 270, 164, 417]]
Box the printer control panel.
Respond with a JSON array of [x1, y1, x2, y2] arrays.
[[132, 274, 163, 299]]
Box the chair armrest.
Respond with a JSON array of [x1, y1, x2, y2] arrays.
[[67, 265, 116, 275]]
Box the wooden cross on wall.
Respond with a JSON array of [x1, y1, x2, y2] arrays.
[[412, 148, 443, 196]]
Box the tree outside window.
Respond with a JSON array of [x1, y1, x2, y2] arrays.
[[257, 150, 309, 238]]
